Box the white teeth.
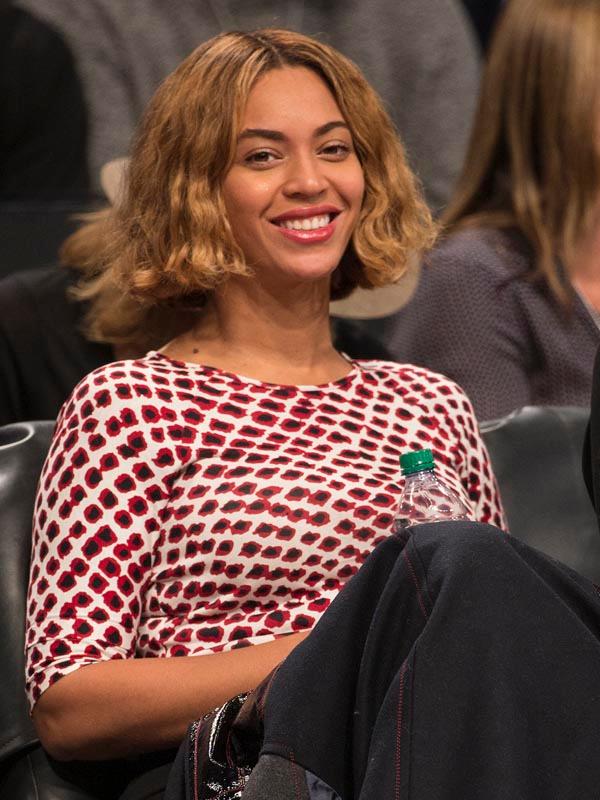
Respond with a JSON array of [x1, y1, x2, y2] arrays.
[[279, 214, 331, 231]]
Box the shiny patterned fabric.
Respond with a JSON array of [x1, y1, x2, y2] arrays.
[[25, 352, 505, 706], [186, 694, 252, 799]]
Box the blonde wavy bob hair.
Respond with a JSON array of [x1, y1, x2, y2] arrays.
[[72, 28, 435, 348], [443, 0, 600, 305]]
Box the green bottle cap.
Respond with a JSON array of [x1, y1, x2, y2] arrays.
[[400, 448, 435, 475]]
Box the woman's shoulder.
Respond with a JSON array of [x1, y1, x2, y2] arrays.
[[355, 358, 473, 405], [57, 351, 190, 423], [69, 350, 165, 390], [424, 226, 532, 279], [48, 352, 208, 474]]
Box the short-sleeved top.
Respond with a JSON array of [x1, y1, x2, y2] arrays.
[[25, 352, 505, 708]]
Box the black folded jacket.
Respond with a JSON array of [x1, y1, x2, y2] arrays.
[[167, 522, 600, 800]]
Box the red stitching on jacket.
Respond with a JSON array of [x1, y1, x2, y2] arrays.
[[288, 749, 302, 800], [257, 664, 281, 717], [403, 548, 429, 621], [395, 660, 408, 800]]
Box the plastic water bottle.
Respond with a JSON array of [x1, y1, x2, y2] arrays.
[[394, 448, 471, 532]]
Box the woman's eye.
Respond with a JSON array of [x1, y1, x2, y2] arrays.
[[244, 150, 278, 166], [320, 143, 351, 159]]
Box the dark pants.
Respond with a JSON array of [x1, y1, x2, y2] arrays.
[[167, 522, 600, 799]]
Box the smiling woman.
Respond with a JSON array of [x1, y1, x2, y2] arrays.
[[23, 28, 516, 800], [221, 67, 364, 289], [72, 29, 434, 356]]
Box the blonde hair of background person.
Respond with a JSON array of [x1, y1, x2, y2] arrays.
[[29, 29, 447, 762], [444, 0, 600, 305], [70, 30, 435, 353]]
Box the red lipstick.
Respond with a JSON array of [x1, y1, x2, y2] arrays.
[[269, 204, 341, 224], [269, 205, 341, 244], [276, 221, 337, 244]]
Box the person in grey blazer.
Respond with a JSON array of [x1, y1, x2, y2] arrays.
[[370, 0, 600, 421]]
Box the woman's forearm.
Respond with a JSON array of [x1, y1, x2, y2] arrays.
[[33, 632, 308, 761]]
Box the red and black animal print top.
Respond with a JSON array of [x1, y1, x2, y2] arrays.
[[25, 352, 506, 707]]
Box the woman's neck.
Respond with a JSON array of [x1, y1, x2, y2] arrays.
[[161, 275, 352, 385], [569, 211, 600, 309]]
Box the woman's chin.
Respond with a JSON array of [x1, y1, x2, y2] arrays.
[[272, 257, 342, 285]]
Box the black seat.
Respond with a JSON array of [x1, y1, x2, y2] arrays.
[[481, 405, 600, 582], [0, 421, 54, 781], [1, 409, 599, 797]]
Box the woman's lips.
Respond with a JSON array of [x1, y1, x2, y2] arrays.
[[270, 210, 340, 244], [275, 217, 337, 243]]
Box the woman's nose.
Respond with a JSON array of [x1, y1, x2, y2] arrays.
[[282, 155, 328, 198]]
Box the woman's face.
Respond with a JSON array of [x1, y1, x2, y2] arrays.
[[222, 66, 365, 287]]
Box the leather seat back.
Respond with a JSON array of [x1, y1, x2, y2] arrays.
[[0, 421, 55, 765], [481, 406, 600, 582]]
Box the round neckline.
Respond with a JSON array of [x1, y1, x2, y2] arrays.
[[147, 350, 362, 390]]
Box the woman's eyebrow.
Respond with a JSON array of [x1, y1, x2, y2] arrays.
[[238, 128, 286, 142], [314, 120, 349, 136], [237, 120, 349, 141]]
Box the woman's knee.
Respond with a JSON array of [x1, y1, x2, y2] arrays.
[[408, 520, 509, 579]]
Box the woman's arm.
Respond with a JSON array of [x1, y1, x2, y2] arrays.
[[33, 631, 308, 761], [23, 367, 306, 761]]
